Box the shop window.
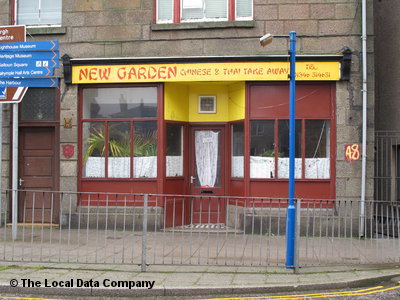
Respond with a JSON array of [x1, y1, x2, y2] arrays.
[[21, 88, 56, 121], [250, 119, 331, 180], [232, 122, 244, 178], [81, 87, 158, 179], [278, 120, 302, 179], [156, 0, 253, 24], [166, 124, 183, 177], [134, 122, 158, 178], [16, 0, 62, 26], [305, 120, 330, 179], [83, 87, 157, 119], [250, 120, 275, 178]]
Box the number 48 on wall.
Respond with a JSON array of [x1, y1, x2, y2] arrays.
[[345, 144, 361, 162]]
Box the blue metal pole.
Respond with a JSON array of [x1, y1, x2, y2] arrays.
[[286, 31, 296, 269]]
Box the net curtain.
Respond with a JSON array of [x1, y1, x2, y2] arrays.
[[195, 130, 219, 187]]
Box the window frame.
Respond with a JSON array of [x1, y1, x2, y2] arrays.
[[155, 0, 253, 24], [249, 118, 332, 180], [13, 0, 62, 27], [79, 84, 162, 181]]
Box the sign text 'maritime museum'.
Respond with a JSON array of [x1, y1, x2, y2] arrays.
[[72, 62, 341, 84]]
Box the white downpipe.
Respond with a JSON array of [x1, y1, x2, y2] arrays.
[[360, 0, 367, 237]]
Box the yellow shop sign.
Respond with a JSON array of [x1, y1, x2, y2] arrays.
[[72, 61, 341, 84]]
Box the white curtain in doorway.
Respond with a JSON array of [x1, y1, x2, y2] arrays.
[[195, 130, 219, 187]]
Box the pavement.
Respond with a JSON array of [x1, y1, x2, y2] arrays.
[[0, 262, 399, 298]]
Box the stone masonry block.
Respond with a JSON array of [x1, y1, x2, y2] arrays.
[[96, 25, 141, 41], [279, 5, 309, 20], [254, 5, 278, 20], [123, 40, 204, 57], [74, 0, 103, 11], [105, 43, 123, 57], [63, 0, 74, 12], [60, 86, 78, 110], [264, 20, 284, 35], [336, 126, 361, 144], [104, 0, 141, 9], [2, 144, 9, 160], [60, 126, 78, 144], [72, 27, 98, 42], [60, 177, 78, 193], [63, 12, 86, 27], [62, 42, 105, 58], [61, 160, 78, 177], [283, 20, 318, 35], [0, 14, 9, 25], [310, 4, 335, 19], [319, 20, 359, 36], [337, 161, 364, 178], [335, 3, 358, 19], [1, 161, 9, 176], [84, 11, 126, 27], [301, 36, 359, 53], [126, 10, 153, 25]]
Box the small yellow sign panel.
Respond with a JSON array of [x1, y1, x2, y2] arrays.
[[72, 61, 341, 84]]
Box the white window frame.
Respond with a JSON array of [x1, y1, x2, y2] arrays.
[[235, 0, 253, 21], [156, 0, 175, 24], [155, 0, 253, 24], [181, 0, 229, 23], [15, 0, 62, 27]]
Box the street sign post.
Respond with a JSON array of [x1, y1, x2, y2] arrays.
[[0, 25, 26, 242], [0, 26, 60, 242]]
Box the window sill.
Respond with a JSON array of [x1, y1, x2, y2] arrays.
[[26, 26, 67, 36], [151, 20, 255, 31]]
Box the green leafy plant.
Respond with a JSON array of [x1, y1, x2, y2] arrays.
[[84, 126, 130, 163], [84, 126, 158, 162], [133, 130, 157, 157], [261, 149, 284, 157]]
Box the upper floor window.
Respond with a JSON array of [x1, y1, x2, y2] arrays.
[[156, 0, 253, 24], [16, 0, 62, 26]]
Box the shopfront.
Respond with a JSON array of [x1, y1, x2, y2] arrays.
[[64, 55, 346, 224]]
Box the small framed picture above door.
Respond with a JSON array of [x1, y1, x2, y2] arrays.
[[198, 95, 216, 114]]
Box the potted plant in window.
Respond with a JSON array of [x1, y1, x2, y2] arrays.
[[84, 126, 131, 177], [133, 130, 157, 178]]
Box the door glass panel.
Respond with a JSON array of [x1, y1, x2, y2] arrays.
[[166, 124, 183, 177], [195, 130, 220, 188], [21, 88, 55, 121]]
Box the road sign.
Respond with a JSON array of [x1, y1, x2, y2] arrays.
[[0, 87, 6, 99], [0, 62, 55, 77], [0, 25, 25, 43], [0, 40, 58, 51], [0, 51, 60, 67], [0, 25, 27, 103], [0, 87, 27, 104], [0, 78, 58, 88]]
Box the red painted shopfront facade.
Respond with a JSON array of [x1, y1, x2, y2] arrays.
[[64, 56, 347, 225]]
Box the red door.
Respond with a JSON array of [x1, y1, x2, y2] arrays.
[[18, 127, 59, 223], [190, 126, 226, 224]]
